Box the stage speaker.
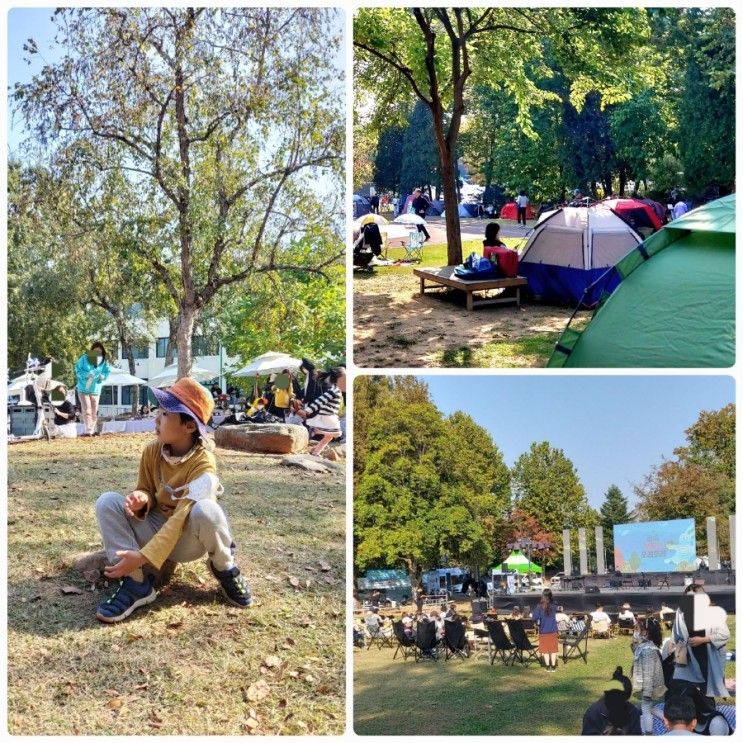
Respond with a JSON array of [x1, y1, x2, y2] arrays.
[[584, 586, 600, 594], [471, 599, 488, 615]]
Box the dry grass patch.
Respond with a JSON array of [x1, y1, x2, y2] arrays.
[[8, 434, 345, 735]]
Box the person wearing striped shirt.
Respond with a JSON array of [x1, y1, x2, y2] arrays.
[[296, 367, 345, 456]]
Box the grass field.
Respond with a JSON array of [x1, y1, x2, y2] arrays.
[[8, 434, 345, 735], [354, 618, 736, 736]]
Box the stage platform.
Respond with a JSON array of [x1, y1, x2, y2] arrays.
[[491, 584, 735, 615]]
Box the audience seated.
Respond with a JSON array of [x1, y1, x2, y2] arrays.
[[582, 666, 642, 735]]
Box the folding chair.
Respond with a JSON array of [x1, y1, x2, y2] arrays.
[[562, 617, 591, 664], [365, 617, 393, 650], [402, 229, 424, 262], [391, 620, 416, 661], [487, 619, 516, 666], [414, 619, 439, 662], [506, 619, 541, 666], [591, 618, 611, 639], [443, 620, 469, 661], [617, 618, 635, 635], [472, 628, 491, 661]]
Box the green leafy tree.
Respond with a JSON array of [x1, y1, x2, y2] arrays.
[[599, 485, 631, 567], [355, 7, 655, 265], [373, 125, 406, 195], [14, 8, 344, 379], [511, 441, 593, 561], [399, 101, 439, 198]]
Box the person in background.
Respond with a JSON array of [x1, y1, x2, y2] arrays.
[[619, 603, 636, 623], [531, 588, 559, 673], [411, 187, 431, 242], [672, 195, 689, 220], [632, 616, 665, 734], [582, 666, 643, 735], [591, 603, 612, 626], [516, 190, 529, 226], [662, 695, 697, 735], [75, 342, 111, 436], [296, 367, 345, 456], [370, 193, 380, 214], [483, 222, 507, 250], [51, 384, 78, 438]]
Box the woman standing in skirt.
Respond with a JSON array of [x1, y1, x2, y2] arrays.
[[532, 588, 559, 672], [296, 367, 345, 456], [75, 341, 111, 436]]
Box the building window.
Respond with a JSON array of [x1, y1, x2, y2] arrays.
[[100, 386, 118, 405], [121, 385, 149, 406], [192, 336, 219, 357], [121, 344, 149, 360], [156, 338, 176, 358]]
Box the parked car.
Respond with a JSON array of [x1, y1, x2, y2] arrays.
[[353, 194, 373, 219]]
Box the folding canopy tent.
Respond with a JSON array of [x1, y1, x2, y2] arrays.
[[492, 551, 542, 574], [548, 194, 735, 368], [519, 204, 643, 307]]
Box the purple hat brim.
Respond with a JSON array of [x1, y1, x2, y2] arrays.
[[150, 387, 212, 436]]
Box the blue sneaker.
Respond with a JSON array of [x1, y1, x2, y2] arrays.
[[95, 575, 158, 623], [209, 562, 253, 608]]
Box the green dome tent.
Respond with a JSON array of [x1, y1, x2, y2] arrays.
[[548, 194, 735, 367], [493, 550, 542, 574]]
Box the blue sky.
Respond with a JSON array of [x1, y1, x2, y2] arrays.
[[423, 375, 734, 510]]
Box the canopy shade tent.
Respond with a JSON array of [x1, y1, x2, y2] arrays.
[[356, 570, 411, 591], [393, 214, 427, 226], [7, 375, 65, 395], [549, 194, 735, 368], [493, 551, 543, 574], [103, 368, 148, 386], [148, 363, 216, 388], [232, 352, 302, 377]]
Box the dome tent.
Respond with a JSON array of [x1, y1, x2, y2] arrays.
[[548, 194, 735, 368], [519, 204, 643, 307]]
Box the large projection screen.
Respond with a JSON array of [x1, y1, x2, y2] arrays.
[[614, 519, 697, 573]]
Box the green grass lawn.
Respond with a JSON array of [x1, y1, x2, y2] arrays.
[[378, 238, 522, 270], [8, 435, 345, 735], [354, 619, 736, 735]]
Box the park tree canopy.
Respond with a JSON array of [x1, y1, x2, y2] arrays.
[[355, 7, 657, 265], [14, 8, 344, 379]]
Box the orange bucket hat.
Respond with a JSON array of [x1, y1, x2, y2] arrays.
[[151, 377, 214, 436]]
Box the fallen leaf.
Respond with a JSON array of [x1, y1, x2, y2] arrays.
[[246, 679, 270, 702], [319, 561, 332, 572], [284, 637, 296, 646], [134, 683, 149, 691], [107, 698, 123, 710], [61, 585, 83, 595], [303, 674, 315, 683], [83, 569, 100, 582], [288, 576, 301, 589], [263, 655, 280, 668], [249, 709, 257, 720], [278, 698, 288, 709], [126, 633, 143, 644], [304, 579, 312, 589], [167, 621, 183, 630], [317, 684, 331, 694], [244, 718, 259, 730], [288, 671, 300, 679], [323, 576, 334, 584]]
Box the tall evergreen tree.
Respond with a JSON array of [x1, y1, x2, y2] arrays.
[[399, 101, 439, 198], [599, 485, 631, 568], [373, 125, 406, 194]]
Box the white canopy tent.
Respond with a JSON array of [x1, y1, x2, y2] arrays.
[[148, 363, 217, 388], [232, 352, 302, 378], [103, 368, 149, 387]]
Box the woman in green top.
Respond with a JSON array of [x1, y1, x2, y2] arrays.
[[75, 341, 111, 435]]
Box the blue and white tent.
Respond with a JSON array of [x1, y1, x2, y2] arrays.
[[520, 204, 642, 307]]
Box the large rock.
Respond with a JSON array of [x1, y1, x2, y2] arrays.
[[215, 423, 309, 454], [281, 454, 343, 474]]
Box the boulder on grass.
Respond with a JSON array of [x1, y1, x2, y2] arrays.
[[215, 423, 309, 454]]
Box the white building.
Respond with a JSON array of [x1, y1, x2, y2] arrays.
[[100, 320, 240, 416]]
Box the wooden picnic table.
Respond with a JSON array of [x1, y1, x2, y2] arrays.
[[413, 265, 528, 311]]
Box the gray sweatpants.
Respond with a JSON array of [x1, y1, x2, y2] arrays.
[[96, 491, 235, 571]]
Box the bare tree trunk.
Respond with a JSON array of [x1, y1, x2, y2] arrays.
[[176, 304, 198, 379], [125, 346, 139, 416], [165, 316, 178, 367]]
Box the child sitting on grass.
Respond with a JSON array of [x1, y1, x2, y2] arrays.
[[94, 377, 252, 623]]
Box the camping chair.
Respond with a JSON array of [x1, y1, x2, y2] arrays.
[[591, 618, 611, 639], [617, 618, 635, 635], [443, 620, 469, 661], [402, 229, 424, 262], [365, 617, 393, 650], [472, 628, 491, 661], [562, 616, 591, 665], [414, 619, 439, 662], [520, 617, 537, 637], [506, 619, 541, 666], [392, 620, 416, 661], [487, 620, 516, 666]]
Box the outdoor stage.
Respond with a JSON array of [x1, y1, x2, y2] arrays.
[[490, 582, 735, 615]]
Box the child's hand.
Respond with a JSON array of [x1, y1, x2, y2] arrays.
[[124, 490, 149, 517], [104, 550, 146, 579], [296, 409, 308, 419]]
